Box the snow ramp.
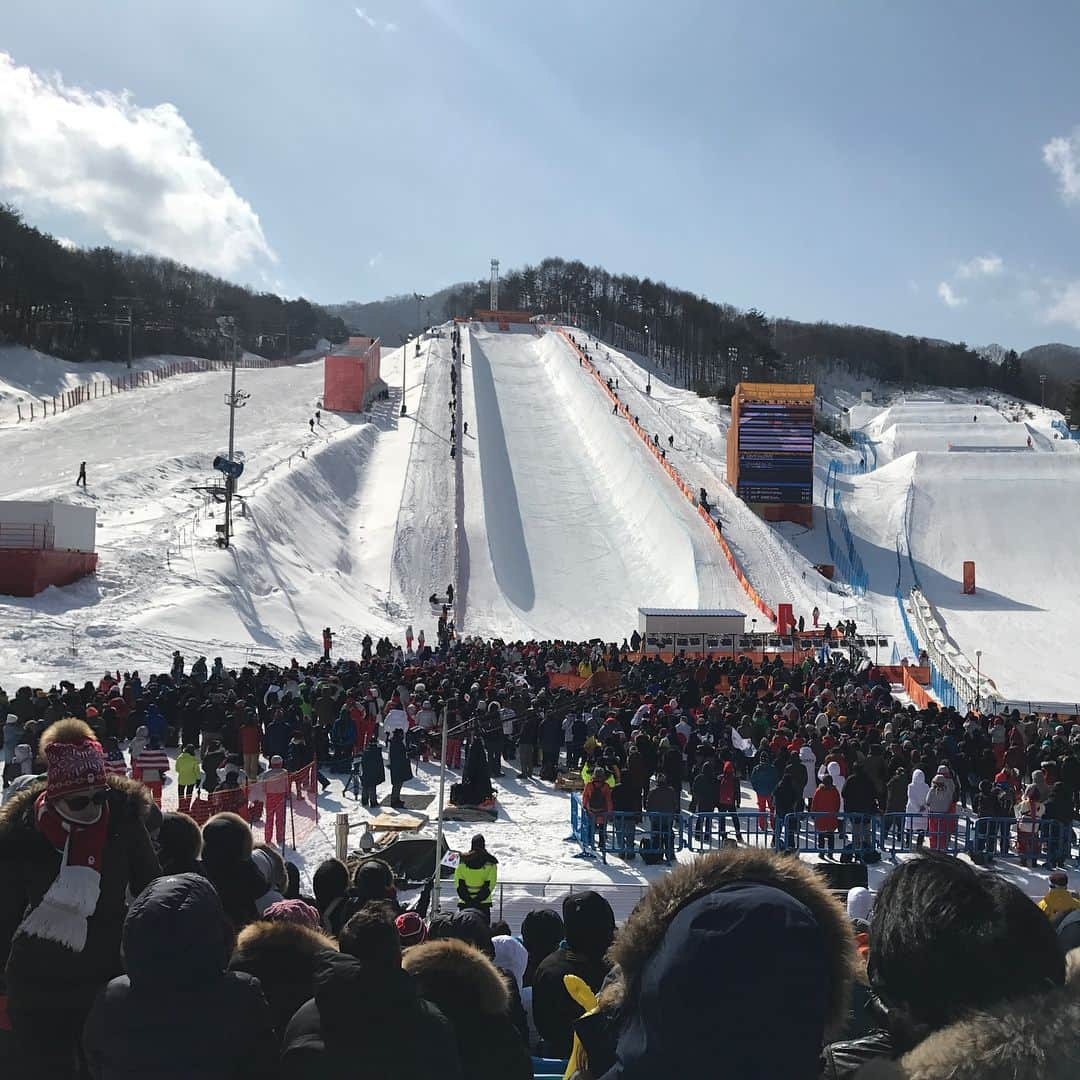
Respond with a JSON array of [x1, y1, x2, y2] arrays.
[[459, 326, 744, 640]]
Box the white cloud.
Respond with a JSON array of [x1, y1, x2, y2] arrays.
[[54, 235, 78, 250], [1045, 281, 1080, 328], [368, 251, 383, 268], [937, 281, 966, 308], [957, 253, 1003, 278], [1044, 129, 1080, 203], [355, 7, 397, 31], [0, 53, 275, 276]]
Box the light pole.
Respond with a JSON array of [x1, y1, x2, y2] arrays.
[[401, 334, 412, 417], [414, 292, 425, 356], [644, 324, 651, 395], [1040, 374, 1047, 409], [216, 316, 250, 548], [975, 650, 982, 712], [595, 308, 601, 339], [751, 617, 758, 658]]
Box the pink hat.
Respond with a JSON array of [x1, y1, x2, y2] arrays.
[[44, 729, 106, 800], [263, 899, 320, 928]]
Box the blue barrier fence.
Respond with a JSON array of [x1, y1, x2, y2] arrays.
[[825, 462, 869, 595], [569, 796, 1079, 866], [1052, 419, 1080, 441], [851, 429, 879, 469]]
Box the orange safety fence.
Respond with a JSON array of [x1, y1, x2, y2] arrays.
[[902, 667, 935, 709], [167, 761, 320, 850], [557, 328, 778, 626]]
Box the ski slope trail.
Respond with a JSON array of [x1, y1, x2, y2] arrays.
[[0, 348, 447, 683], [579, 333, 848, 625], [458, 326, 744, 640]]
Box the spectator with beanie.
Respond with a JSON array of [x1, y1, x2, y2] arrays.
[[396, 910, 428, 950], [0, 717, 160, 1076], [454, 834, 498, 917], [83, 873, 275, 1077], [201, 811, 265, 933], [532, 890, 615, 1058], [282, 906, 459, 1079]]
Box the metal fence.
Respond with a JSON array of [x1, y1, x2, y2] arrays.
[[568, 796, 1080, 869]]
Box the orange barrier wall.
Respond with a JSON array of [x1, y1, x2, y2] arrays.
[[324, 354, 368, 412], [556, 329, 778, 625], [902, 666, 935, 709]]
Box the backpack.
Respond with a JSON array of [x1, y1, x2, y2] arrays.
[[587, 785, 608, 813]]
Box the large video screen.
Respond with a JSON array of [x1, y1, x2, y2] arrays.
[[737, 402, 813, 504]]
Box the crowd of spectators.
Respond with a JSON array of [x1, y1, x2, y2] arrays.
[[3, 633, 1080, 1076]]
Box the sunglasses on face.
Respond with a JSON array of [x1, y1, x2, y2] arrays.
[[62, 790, 108, 811]]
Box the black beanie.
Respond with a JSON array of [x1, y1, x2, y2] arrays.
[[563, 890, 615, 955]]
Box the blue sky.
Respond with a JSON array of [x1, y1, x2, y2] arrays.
[[2, 0, 1080, 350]]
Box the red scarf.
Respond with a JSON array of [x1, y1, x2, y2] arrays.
[[15, 792, 110, 953]]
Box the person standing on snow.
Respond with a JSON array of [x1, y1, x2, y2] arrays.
[[405, 624, 414, 653], [76, 461, 87, 487], [453, 833, 498, 918], [258, 755, 289, 847]]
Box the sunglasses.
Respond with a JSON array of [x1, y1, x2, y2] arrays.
[[62, 790, 108, 811]]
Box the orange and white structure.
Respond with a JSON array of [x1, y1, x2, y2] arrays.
[[0, 501, 98, 596]]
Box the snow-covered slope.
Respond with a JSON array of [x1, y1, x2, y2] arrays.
[[0, 341, 456, 683], [458, 326, 746, 640]]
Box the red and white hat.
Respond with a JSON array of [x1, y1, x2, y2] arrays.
[[41, 718, 107, 800]]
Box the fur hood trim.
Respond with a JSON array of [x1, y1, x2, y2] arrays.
[[232, 919, 336, 966], [607, 848, 856, 1036], [38, 717, 96, 753], [402, 938, 510, 1016], [855, 968, 1080, 1079]]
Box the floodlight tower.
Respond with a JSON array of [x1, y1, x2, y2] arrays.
[[490, 258, 499, 312]]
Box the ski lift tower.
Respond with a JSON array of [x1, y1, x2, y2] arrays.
[[490, 258, 499, 312]]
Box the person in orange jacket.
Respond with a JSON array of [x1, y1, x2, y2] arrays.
[[811, 773, 842, 859], [582, 767, 614, 855]]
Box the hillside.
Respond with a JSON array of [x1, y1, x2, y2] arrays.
[[326, 283, 467, 343]]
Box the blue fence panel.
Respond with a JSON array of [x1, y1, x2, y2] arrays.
[[571, 797, 681, 864], [780, 812, 877, 857], [880, 813, 966, 856], [681, 810, 775, 852]]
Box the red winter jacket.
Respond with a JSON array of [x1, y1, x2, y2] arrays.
[[811, 785, 842, 832]]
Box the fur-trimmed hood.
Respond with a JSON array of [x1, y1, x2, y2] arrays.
[[598, 849, 856, 1079], [230, 918, 336, 976], [855, 964, 1080, 1079], [402, 937, 510, 1017]]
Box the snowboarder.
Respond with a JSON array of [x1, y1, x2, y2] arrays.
[[447, 582, 454, 606], [668, 434, 674, 449], [76, 461, 87, 487], [653, 433, 659, 446], [315, 409, 322, 424], [463, 421, 469, 435], [612, 402, 618, 415], [309, 418, 315, 433]]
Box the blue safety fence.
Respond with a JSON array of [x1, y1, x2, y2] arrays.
[[825, 462, 869, 595], [570, 794, 681, 864], [1052, 419, 1080, 441], [851, 429, 879, 469], [681, 809, 775, 851], [880, 813, 965, 857], [570, 798, 1080, 866]]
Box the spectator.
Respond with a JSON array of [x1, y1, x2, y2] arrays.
[[156, 810, 204, 876], [201, 811, 265, 932], [532, 890, 615, 1059], [0, 718, 160, 1075], [252, 844, 287, 914], [402, 938, 531, 1080], [825, 852, 1071, 1076], [595, 849, 854, 1078], [312, 857, 351, 936], [521, 907, 564, 986], [228, 904, 337, 1043], [82, 873, 276, 1079], [282, 904, 460, 1079], [1038, 871, 1080, 919], [388, 727, 412, 808], [811, 772, 842, 859]]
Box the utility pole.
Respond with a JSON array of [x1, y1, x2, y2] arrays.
[[126, 304, 134, 369], [401, 334, 412, 417], [1040, 373, 1047, 409]]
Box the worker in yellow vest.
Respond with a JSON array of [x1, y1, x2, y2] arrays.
[[454, 834, 498, 919]]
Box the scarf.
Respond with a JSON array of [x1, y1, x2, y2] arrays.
[[16, 791, 110, 953]]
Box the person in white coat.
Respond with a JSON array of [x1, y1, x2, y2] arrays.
[[906, 767, 930, 846]]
